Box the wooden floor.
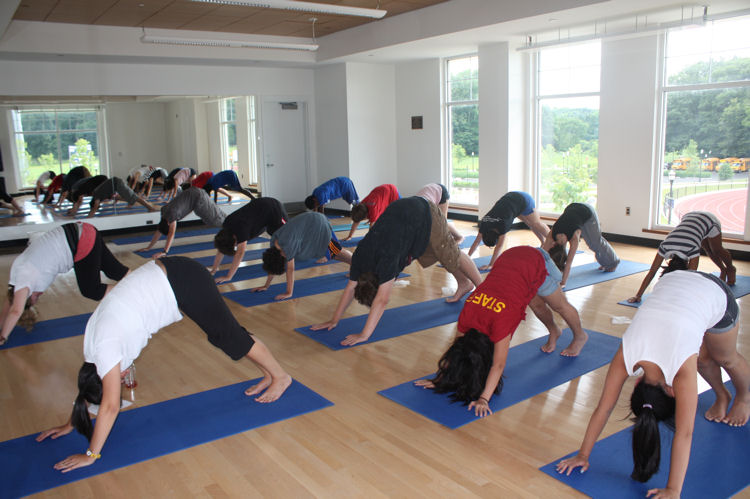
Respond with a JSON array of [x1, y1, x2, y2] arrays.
[[1, 198, 749, 498]]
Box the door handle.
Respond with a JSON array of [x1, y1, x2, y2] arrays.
[[266, 163, 274, 167]]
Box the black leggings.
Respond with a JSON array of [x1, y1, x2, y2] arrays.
[[160, 256, 254, 360], [73, 231, 129, 301]]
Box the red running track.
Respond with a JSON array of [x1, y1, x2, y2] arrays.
[[676, 189, 747, 233]]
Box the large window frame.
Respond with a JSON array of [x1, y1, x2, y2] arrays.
[[654, 16, 750, 235], [10, 105, 107, 188], [533, 41, 601, 215], [218, 96, 259, 186], [444, 54, 479, 208]]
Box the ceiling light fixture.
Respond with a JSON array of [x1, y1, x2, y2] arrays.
[[140, 33, 318, 51], [190, 0, 387, 19]]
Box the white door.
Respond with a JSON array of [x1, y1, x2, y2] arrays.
[[260, 100, 309, 203]]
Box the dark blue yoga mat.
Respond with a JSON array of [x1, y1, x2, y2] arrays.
[[540, 383, 750, 499], [563, 260, 650, 291], [136, 237, 268, 258], [295, 296, 466, 350], [216, 255, 343, 283], [192, 246, 266, 267], [113, 227, 220, 245], [378, 329, 619, 429], [0, 313, 89, 350], [1, 378, 333, 498], [618, 273, 750, 309], [224, 272, 408, 308]]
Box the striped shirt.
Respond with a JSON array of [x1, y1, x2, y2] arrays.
[[658, 211, 721, 260]]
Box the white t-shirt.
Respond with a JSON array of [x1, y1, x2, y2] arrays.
[[83, 261, 183, 378], [128, 165, 151, 179], [36, 171, 53, 184], [9, 226, 74, 293], [416, 183, 443, 205], [622, 271, 726, 385]]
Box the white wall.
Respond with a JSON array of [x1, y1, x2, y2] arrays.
[[394, 59, 442, 196], [106, 102, 169, 178], [314, 63, 350, 189], [598, 34, 660, 239], [345, 62, 397, 202]]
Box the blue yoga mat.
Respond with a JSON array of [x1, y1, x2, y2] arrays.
[[1, 378, 333, 498], [216, 255, 343, 283], [563, 260, 650, 291], [331, 223, 369, 232], [0, 313, 90, 350], [136, 237, 268, 258], [224, 272, 408, 308], [295, 296, 466, 350], [113, 227, 220, 245], [540, 383, 750, 499], [618, 273, 750, 309], [378, 329, 619, 429]]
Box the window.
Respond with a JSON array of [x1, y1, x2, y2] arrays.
[[535, 42, 601, 214], [11, 107, 103, 188], [446, 55, 479, 206], [658, 17, 750, 234], [220, 98, 239, 172]]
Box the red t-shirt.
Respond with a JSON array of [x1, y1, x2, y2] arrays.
[[457, 246, 548, 343], [48, 175, 64, 192], [361, 184, 400, 225], [191, 171, 213, 189]]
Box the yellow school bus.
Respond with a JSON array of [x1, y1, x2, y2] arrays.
[[701, 157, 720, 171], [671, 157, 691, 170], [731, 158, 750, 172]]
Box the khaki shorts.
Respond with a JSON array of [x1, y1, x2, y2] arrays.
[[417, 201, 461, 274]]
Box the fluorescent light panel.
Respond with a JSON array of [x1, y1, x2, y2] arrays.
[[140, 34, 318, 51], [190, 0, 387, 19]]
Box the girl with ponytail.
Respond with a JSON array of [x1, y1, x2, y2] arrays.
[[37, 257, 291, 472], [557, 269, 750, 498], [415, 246, 588, 417]]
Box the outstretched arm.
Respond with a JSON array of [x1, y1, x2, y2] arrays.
[[311, 279, 357, 331], [468, 336, 511, 417], [136, 230, 162, 253], [275, 258, 295, 300], [629, 253, 664, 302], [47, 364, 122, 472], [0, 286, 30, 343], [216, 241, 247, 283], [556, 347, 629, 475], [151, 221, 177, 259], [480, 237, 506, 271], [341, 278, 394, 346], [467, 231, 483, 256], [560, 232, 580, 287], [343, 221, 360, 241]]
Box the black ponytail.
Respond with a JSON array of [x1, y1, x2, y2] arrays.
[[71, 362, 103, 441], [630, 381, 676, 482], [430, 329, 500, 404], [661, 256, 688, 277]]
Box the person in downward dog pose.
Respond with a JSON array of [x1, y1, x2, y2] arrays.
[[628, 210, 735, 303], [557, 269, 750, 498], [467, 191, 550, 270], [546, 202, 619, 287], [344, 183, 400, 241], [36, 256, 292, 472], [311, 196, 484, 346], [0, 222, 129, 345], [304, 176, 359, 213]]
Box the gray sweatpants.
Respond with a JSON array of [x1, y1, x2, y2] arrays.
[[580, 203, 620, 269]]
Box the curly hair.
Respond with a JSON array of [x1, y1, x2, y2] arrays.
[[262, 246, 286, 275], [71, 362, 104, 441], [353, 271, 379, 307], [430, 329, 500, 404], [304, 195, 318, 211], [661, 256, 688, 277], [214, 228, 237, 256], [548, 244, 568, 271], [630, 381, 676, 482], [350, 203, 369, 223]]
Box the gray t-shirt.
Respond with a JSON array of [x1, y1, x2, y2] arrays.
[[161, 188, 225, 227], [271, 212, 332, 261]]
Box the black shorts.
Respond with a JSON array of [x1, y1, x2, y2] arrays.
[[160, 256, 255, 360], [438, 183, 450, 204]]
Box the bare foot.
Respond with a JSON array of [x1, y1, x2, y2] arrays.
[[253, 374, 292, 403], [446, 281, 474, 303], [599, 263, 618, 272], [705, 388, 731, 422], [541, 326, 562, 353], [245, 377, 272, 396], [723, 394, 750, 427], [561, 331, 589, 357], [414, 379, 435, 389]]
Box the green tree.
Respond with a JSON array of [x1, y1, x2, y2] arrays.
[[71, 138, 96, 169], [718, 161, 734, 180], [38, 153, 56, 167]]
